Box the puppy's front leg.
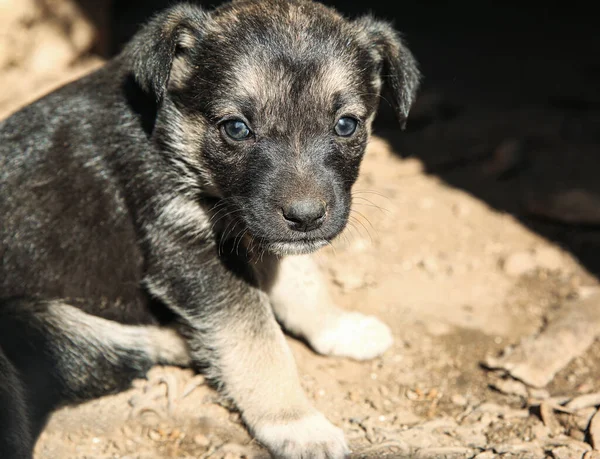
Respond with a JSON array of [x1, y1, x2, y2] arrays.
[[204, 293, 348, 459], [143, 215, 348, 458], [266, 255, 393, 361]]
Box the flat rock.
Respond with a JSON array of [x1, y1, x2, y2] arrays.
[[484, 291, 600, 387], [544, 435, 592, 454], [552, 446, 586, 459], [473, 452, 496, 459], [414, 446, 476, 459], [566, 393, 600, 411], [589, 410, 600, 450], [493, 443, 545, 457], [490, 377, 528, 397], [452, 426, 488, 449]]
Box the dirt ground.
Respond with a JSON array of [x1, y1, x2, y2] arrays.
[[2, 2, 600, 458]]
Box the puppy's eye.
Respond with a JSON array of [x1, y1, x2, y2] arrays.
[[334, 117, 358, 137], [222, 119, 252, 141]]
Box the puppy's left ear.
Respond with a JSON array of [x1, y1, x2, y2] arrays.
[[355, 17, 421, 129], [125, 4, 209, 102]]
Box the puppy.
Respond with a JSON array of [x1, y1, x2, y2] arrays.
[[0, 0, 419, 457]]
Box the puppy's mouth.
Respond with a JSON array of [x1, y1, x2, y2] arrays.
[[263, 239, 329, 256], [218, 196, 347, 256]]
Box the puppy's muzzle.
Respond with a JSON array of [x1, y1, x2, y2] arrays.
[[282, 198, 327, 232]]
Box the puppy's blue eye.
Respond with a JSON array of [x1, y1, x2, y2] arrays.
[[222, 119, 252, 140], [334, 117, 358, 137]]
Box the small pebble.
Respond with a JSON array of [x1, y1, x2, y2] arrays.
[[473, 452, 496, 459], [415, 446, 475, 459], [552, 446, 585, 459], [451, 394, 468, 407], [348, 391, 360, 402], [194, 434, 211, 447], [418, 257, 439, 274], [493, 443, 545, 457], [148, 429, 162, 441]]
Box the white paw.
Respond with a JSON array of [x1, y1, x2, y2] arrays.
[[254, 412, 349, 459], [310, 312, 393, 360]]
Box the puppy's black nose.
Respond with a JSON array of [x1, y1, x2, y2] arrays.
[[282, 199, 326, 232]]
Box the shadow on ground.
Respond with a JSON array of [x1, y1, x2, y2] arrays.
[[372, 4, 600, 277]]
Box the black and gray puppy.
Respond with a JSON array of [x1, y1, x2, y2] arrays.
[[0, 0, 419, 457]]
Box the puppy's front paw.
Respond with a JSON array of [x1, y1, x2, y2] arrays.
[[254, 412, 349, 459], [310, 312, 393, 360]]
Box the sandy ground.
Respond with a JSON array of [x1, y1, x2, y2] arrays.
[[2, 2, 600, 458]]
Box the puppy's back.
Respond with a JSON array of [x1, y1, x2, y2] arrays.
[[0, 61, 152, 323]]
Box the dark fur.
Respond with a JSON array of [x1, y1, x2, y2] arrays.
[[0, 1, 419, 457]]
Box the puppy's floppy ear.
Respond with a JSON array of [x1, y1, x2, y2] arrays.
[[126, 4, 209, 102], [355, 16, 421, 129]]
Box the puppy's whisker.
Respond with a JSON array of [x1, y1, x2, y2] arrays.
[[344, 221, 361, 242], [348, 216, 373, 244], [233, 228, 248, 256], [350, 209, 377, 232], [247, 235, 258, 263], [207, 201, 238, 221], [324, 240, 337, 255], [348, 217, 369, 239], [208, 210, 243, 230], [218, 220, 238, 256], [350, 211, 376, 235], [340, 231, 349, 246], [207, 201, 230, 216], [206, 196, 239, 216], [207, 208, 244, 233], [351, 189, 390, 200], [351, 200, 390, 214], [259, 243, 267, 263], [221, 220, 239, 245], [351, 195, 389, 211]]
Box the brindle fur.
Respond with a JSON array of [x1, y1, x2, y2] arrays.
[[0, 1, 419, 457]]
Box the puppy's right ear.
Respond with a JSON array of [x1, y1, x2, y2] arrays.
[[126, 4, 209, 102]]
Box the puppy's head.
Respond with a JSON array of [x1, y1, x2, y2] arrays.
[[127, 0, 420, 255]]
